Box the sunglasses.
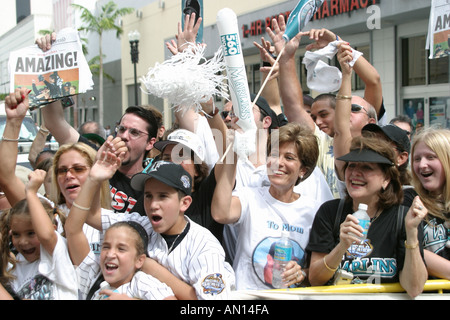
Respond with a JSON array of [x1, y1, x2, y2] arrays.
[[221, 110, 235, 119], [115, 125, 149, 139], [351, 104, 368, 115], [56, 165, 89, 177]]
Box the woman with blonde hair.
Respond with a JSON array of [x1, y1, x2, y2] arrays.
[[50, 142, 111, 210], [410, 128, 450, 279], [50, 142, 112, 255]]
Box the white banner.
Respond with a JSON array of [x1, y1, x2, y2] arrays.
[[426, 0, 450, 59]]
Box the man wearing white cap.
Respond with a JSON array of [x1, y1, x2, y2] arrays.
[[153, 129, 225, 245]]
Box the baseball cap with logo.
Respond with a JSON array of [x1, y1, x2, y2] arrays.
[[154, 129, 205, 162], [131, 160, 192, 196]]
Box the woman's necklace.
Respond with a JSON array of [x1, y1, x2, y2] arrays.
[[370, 208, 382, 223]]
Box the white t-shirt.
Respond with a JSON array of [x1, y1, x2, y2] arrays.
[[100, 212, 236, 300], [232, 185, 321, 290], [76, 251, 174, 300], [9, 232, 78, 300], [222, 158, 333, 264]]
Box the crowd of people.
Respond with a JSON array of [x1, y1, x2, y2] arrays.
[[0, 12, 448, 300]]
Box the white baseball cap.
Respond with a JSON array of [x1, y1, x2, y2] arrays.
[[154, 129, 205, 162]]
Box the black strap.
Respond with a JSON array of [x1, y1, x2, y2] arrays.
[[86, 274, 104, 300]]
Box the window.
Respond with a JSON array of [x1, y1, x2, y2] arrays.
[[402, 35, 449, 86], [429, 54, 450, 84], [352, 44, 370, 91], [16, 0, 30, 24]]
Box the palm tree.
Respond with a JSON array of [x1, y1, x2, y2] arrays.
[[72, 1, 134, 126]]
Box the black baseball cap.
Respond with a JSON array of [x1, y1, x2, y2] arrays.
[[337, 149, 394, 166], [250, 93, 279, 130], [130, 160, 192, 195], [362, 123, 411, 153]]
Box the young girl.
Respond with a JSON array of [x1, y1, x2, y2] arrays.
[[65, 151, 176, 300], [410, 128, 450, 279], [0, 169, 78, 299]]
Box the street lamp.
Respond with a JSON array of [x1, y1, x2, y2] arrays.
[[128, 30, 140, 106]]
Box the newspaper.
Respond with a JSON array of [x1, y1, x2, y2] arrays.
[[8, 28, 93, 109], [426, 0, 450, 59]]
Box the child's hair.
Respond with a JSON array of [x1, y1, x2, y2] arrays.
[[106, 221, 149, 257], [411, 127, 450, 220], [0, 198, 66, 281]]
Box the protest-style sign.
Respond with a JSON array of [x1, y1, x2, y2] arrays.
[[426, 0, 450, 59], [9, 28, 93, 109]]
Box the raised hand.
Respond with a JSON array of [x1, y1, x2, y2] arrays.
[[26, 169, 46, 194], [301, 28, 338, 51], [35, 32, 57, 52], [266, 15, 302, 64], [166, 13, 203, 54], [90, 150, 123, 183], [4, 87, 31, 120]]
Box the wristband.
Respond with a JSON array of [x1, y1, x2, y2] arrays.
[[336, 94, 352, 100], [404, 240, 419, 249], [323, 256, 338, 272], [72, 202, 91, 211], [2, 135, 19, 142]]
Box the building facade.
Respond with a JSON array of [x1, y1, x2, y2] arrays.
[[122, 0, 449, 131]]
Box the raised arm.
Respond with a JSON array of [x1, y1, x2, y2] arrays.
[[333, 43, 354, 180], [28, 123, 50, 168], [210, 124, 242, 225], [400, 196, 428, 298], [35, 32, 80, 145], [267, 15, 314, 130], [26, 169, 58, 255], [303, 28, 382, 116], [68, 138, 124, 232], [0, 88, 31, 206], [254, 37, 283, 116]]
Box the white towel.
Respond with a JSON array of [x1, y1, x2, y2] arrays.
[[302, 40, 363, 93]]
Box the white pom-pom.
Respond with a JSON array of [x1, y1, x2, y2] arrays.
[[140, 44, 229, 114]]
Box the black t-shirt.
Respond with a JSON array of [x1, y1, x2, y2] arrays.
[[109, 169, 145, 215], [307, 199, 424, 284], [186, 166, 224, 244]]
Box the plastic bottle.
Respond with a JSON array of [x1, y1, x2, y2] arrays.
[[95, 281, 118, 300], [272, 231, 293, 289], [352, 203, 370, 242]]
